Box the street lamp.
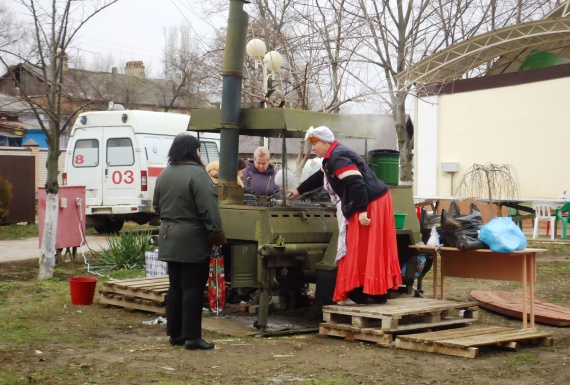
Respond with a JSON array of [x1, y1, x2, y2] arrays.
[[246, 38, 284, 105]]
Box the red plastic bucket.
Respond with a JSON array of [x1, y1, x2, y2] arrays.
[[69, 277, 97, 305]]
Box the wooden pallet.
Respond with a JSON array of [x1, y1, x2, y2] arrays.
[[319, 322, 393, 347], [322, 297, 478, 333], [99, 292, 166, 314], [99, 276, 169, 314], [100, 276, 169, 304], [395, 325, 554, 358]]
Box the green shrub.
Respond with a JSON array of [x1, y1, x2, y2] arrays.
[[90, 231, 156, 271], [0, 175, 13, 222]]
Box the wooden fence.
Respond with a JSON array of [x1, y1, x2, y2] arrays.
[[0, 146, 66, 224]]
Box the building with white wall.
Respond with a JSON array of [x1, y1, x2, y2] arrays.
[[400, 3, 570, 200], [414, 63, 570, 199]]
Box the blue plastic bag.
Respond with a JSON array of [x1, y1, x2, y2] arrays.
[[401, 255, 427, 279], [479, 217, 527, 252]]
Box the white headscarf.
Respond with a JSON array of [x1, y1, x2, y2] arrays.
[[305, 126, 335, 143]]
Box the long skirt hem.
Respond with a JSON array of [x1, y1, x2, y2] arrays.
[[332, 191, 402, 303]]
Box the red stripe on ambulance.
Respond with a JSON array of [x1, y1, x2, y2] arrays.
[[148, 167, 165, 177]]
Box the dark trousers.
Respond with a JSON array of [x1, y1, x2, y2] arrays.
[[166, 261, 209, 340]]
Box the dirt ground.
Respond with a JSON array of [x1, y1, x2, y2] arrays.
[[1, 249, 570, 385]]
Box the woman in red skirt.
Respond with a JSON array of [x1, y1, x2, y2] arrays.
[[287, 126, 401, 304]]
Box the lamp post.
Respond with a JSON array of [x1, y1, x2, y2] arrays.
[[246, 38, 284, 107]]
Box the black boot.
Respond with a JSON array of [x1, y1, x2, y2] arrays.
[[348, 286, 368, 304], [227, 288, 241, 304], [169, 337, 185, 346], [369, 294, 388, 304], [185, 338, 215, 350]]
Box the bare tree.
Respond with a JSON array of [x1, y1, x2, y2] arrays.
[[1, 3, 33, 66], [351, 1, 457, 182], [289, 0, 374, 113], [244, 0, 375, 113], [159, 25, 211, 111], [0, 0, 118, 279], [348, 0, 562, 181], [206, 1, 371, 112], [198, 29, 227, 105], [454, 163, 520, 216], [87, 52, 117, 73], [0, 4, 27, 52], [188, 0, 565, 182]]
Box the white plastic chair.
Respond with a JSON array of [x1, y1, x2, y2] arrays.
[[532, 202, 557, 240]]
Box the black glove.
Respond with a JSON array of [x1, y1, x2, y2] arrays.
[[208, 231, 227, 246]]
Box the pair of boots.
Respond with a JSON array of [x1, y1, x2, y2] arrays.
[[337, 287, 388, 305], [169, 337, 214, 350]]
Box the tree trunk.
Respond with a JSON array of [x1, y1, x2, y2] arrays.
[[7, 0, 120, 279], [38, 122, 61, 279], [38, 193, 58, 279], [394, 93, 412, 182]]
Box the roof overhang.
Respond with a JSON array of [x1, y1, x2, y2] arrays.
[[189, 108, 380, 139], [397, 17, 570, 87]]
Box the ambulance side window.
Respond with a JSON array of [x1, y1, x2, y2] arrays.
[[200, 141, 219, 163], [107, 138, 134, 166], [73, 139, 99, 167], [144, 137, 168, 164]]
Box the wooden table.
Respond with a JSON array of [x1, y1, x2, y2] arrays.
[[413, 195, 457, 212], [476, 197, 568, 214], [410, 246, 546, 329]]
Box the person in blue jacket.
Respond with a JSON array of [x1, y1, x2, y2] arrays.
[[242, 146, 279, 196]]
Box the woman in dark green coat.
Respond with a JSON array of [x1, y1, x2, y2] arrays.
[[153, 133, 226, 350]]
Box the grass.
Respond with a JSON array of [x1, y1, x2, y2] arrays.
[[0, 220, 157, 241], [1, 220, 155, 280], [527, 240, 570, 257], [506, 353, 539, 366], [2, 249, 570, 384], [0, 259, 151, 384], [0, 223, 39, 240]]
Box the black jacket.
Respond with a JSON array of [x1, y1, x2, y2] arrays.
[[297, 141, 388, 219], [153, 161, 224, 263]]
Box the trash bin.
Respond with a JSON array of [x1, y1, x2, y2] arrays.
[[368, 149, 399, 185]]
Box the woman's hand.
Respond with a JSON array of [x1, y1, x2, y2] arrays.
[[208, 231, 227, 246], [358, 212, 371, 226], [286, 189, 300, 200]]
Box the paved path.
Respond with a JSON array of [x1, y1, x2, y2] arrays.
[[0, 235, 110, 263]]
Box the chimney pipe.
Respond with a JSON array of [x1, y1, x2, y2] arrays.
[[217, 0, 249, 204]]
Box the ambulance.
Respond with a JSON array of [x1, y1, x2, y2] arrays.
[[63, 109, 219, 233]]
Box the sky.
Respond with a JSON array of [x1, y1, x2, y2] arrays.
[[77, 0, 226, 76], [10, 0, 227, 77], [6, 0, 383, 113]]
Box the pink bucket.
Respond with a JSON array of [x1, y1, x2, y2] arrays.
[[69, 277, 97, 305]]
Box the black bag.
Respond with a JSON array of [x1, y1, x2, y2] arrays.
[[420, 201, 462, 244], [420, 207, 440, 245], [438, 203, 488, 250]]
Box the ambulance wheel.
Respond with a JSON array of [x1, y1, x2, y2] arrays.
[[95, 218, 124, 234]]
